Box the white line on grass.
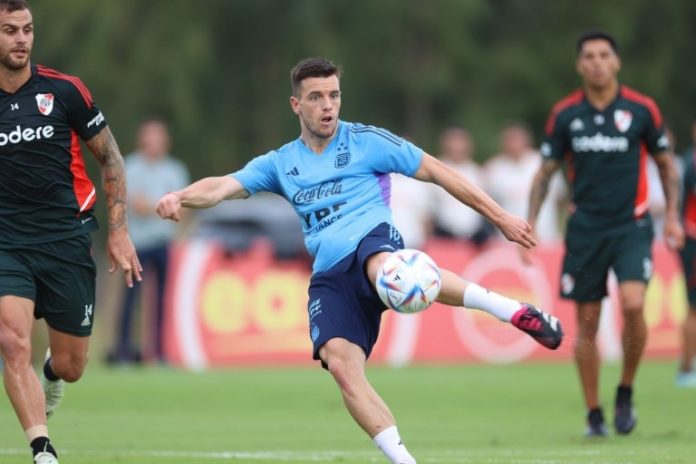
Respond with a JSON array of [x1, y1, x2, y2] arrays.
[[2, 449, 382, 462], [0, 447, 656, 463]]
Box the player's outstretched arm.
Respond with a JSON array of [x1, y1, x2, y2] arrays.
[[156, 175, 247, 222], [413, 152, 536, 248], [86, 126, 142, 287]]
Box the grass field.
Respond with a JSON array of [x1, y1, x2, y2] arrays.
[[1, 360, 693, 463]]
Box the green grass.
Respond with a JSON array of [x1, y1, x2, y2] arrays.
[[1, 361, 693, 463]]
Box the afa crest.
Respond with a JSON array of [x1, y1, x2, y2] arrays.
[[335, 152, 351, 169]]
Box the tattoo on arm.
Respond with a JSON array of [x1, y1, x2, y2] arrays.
[[86, 127, 128, 231], [655, 152, 680, 216], [527, 159, 560, 224]]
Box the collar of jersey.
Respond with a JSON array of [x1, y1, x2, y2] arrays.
[[297, 120, 344, 156]]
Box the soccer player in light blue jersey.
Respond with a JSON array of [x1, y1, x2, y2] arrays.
[[157, 57, 563, 464]]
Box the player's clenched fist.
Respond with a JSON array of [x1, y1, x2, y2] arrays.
[[157, 192, 182, 221]]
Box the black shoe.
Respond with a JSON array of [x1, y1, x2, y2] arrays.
[[614, 386, 637, 435], [105, 349, 143, 366], [511, 304, 564, 350], [585, 407, 608, 437]]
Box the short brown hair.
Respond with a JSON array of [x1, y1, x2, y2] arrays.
[[290, 57, 341, 96], [0, 0, 31, 13]]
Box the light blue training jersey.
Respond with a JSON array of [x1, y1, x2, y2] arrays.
[[231, 121, 424, 274]]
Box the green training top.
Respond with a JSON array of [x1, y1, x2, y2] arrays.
[[542, 85, 668, 229], [0, 65, 106, 247]]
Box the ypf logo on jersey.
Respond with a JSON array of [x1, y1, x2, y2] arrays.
[[614, 109, 633, 133], [35, 93, 55, 116]]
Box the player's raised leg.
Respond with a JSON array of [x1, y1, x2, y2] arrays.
[[0, 295, 59, 463], [368, 251, 563, 349], [439, 267, 563, 350], [319, 338, 416, 464]]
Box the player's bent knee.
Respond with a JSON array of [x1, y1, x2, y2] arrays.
[[52, 354, 88, 382], [327, 360, 362, 397], [576, 323, 600, 338], [320, 339, 365, 390], [326, 358, 349, 384], [56, 363, 86, 383], [574, 333, 599, 351], [321, 341, 350, 375], [621, 301, 645, 317]]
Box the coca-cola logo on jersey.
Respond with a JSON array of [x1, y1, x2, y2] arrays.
[[292, 179, 344, 205]]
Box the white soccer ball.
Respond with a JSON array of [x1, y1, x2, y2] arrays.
[[376, 248, 442, 314]]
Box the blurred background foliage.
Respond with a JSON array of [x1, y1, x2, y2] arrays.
[[29, 0, 696, 194], [18, 0, 695, 364]]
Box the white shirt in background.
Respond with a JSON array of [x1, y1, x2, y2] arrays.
[[432, 160, 487, 238], [485, 150, 566, 243], [390, 173, 434, 248]]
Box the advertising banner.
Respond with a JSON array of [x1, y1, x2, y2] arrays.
[[164, 239, 686, 369]]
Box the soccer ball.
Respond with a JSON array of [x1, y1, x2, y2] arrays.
[[376, 248, 442, 314]]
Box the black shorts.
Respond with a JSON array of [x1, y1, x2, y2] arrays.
[[307, 222, 404, 366], [0, 234, 97, 336], [561, 216, 653, 301]]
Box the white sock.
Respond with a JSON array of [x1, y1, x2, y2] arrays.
[[462, 282, 522, 322], [373, 426, 417, 464]]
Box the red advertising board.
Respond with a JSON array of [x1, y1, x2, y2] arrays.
[[164, 239, 686, 369]]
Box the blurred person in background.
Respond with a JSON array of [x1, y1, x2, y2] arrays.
[[0, 1, 141, 463], [432, 126, 491, 246], [524, 30, 683, 437], [390, 133, 435, 249], [485, 122, 565, 243], [676, 120, 696, 387], [156, 57, 563, 464], [389, 172, 434, 249], [107, 118, 190, 365]]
